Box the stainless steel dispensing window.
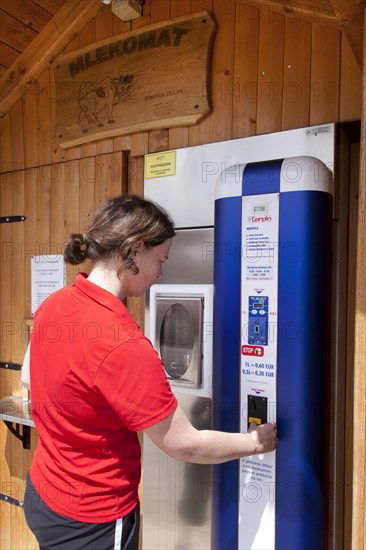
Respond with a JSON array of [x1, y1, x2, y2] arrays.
[[155, 295, 203, 389]]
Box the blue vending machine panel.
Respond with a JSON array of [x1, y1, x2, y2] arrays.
[[213, 156, 333, 550], [248, 296, 269, 346]]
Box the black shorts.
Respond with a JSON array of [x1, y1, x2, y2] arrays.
[[24, 473, 140, 550]]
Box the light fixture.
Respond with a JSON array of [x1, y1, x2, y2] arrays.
[[111, 0, 143, 21]]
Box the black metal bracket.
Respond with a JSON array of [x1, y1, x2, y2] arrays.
[[0, 492, 24, 507], [0, 361, 22, 371], [0, 215, 26, 224], [4, 421, 31, 450]]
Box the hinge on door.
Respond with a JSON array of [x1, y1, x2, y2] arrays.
[[0, 215, 26, 223], [0, 492, 24, 507]]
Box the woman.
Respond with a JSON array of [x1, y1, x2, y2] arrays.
[[22, 195, 277, 550]]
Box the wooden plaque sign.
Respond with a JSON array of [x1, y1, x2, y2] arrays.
[[53, 11, 216, 148]]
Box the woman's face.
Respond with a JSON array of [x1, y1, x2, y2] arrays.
[[125, 238, 172, 297]]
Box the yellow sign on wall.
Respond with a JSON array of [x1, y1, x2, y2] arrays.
[[53, 12, 216, 148], [145, 151, 176, 179]]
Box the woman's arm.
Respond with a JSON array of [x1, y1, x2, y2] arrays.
[[145, 404, 277, 464], [21, 343, 31, 389]]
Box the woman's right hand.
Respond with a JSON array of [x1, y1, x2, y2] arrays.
[[247, 422, 278, 454]]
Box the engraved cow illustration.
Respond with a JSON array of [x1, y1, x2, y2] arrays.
[[77, 74, 137, 133]]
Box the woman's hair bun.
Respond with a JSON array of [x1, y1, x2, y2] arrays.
[[64, 233, 88, 265]]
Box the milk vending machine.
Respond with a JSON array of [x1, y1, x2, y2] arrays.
[[143, 124, 335, 550]]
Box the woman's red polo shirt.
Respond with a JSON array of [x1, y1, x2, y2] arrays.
[[29, 273, 177, 522]]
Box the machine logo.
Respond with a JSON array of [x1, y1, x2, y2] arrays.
[[248, 215, 272, 223]]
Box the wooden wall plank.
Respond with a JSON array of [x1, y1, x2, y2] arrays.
[[343, 141, 359, 549], [109, 151, 125, 197], [79, 157, 95, 231], [79, 19, 98, 160], [188, 0, 213, 146], [351, 11, 366, 548], [10, 171, 26, 368], [35, 166, 51, 278], [282, 18, 311, 130], [256, 9, 285, 134], [7, 173, 30, 547], [113, 134, 132, 153], [147, 0, 170, 153], [126, 155, 145, 327], [310, 24, 341, 125], [129, 0, 152, 157], [232, 4, 260, 138], [23, 167, 38, 318], [9, 101, 25, 169], [127, 155, 144, 197], [23, 85, 38, 169], [207, 0, 235, 143], [64, 162, 80, 285], [78, 157, 95, 275], [96, 5, 116, 156], [150, 0, 170, 24], [0, 175, 13, 366], [190, 0, 212, 14], [167, 0, 191, 150], [0, 114, 12, 170], [36, 69, 53, 167], [94, 155, 111, 209], [49, 162, 66, 266], [340, 34, 362, 122], [148, 130, 169, 153], [62, 33, 82, 163]]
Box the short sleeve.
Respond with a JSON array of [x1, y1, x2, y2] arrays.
[[93, 336, 177, 431]]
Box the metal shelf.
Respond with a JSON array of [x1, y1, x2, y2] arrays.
[[0, 396, 34, 449]]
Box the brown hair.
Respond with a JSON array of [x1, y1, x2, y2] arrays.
[[64, 195, 175, 274]]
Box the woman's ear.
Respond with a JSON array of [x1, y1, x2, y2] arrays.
[[131, 241, 144, 257]]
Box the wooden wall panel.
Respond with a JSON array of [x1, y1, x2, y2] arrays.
[[310, 24, 341, 125], [167, 0, 191, 149], [282, 18, 312, 130], [206, 0, 236, 143], [23, 169, 38, 318], [37, 69, 53, 167], [80, 20, 98, 160], [188, 0, 213, 146], [10, 172, 26, 367], [64, 162, 80, 284], [350, 14, 366, 544], [9, 101, 25, 169], [23, 87, 38, 170], [0, 176, 13, 369], [232, 5, 260, 139], [340, 35, 362, 122], [0, 1, 363, 548], [95, 6, 117, 156], [256, 10, 285, 134], [0, 114, 12, 170]]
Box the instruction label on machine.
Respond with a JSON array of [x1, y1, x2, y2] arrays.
[[239, 193, 279, 550]]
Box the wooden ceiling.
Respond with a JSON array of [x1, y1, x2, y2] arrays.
[[0, 0, 67, 76], [0, 0, 364, 114]]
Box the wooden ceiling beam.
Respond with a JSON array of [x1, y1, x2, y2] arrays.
[[0, 0, 103, 118], [328, 0, 364, 66]]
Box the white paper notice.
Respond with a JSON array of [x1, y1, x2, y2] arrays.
[[31, 255, 66, 315]]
